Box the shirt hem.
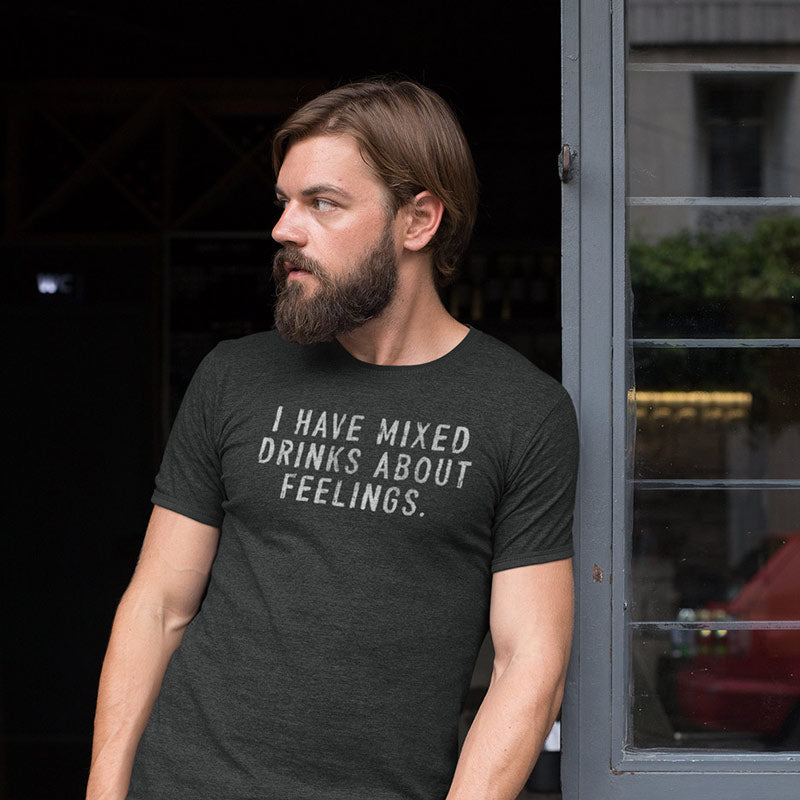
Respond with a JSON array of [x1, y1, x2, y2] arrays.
[[151, 492, 223, 529], [490, 546, 574, 573]]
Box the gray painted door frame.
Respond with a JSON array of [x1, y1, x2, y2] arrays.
[[559, 0, 800, 797]]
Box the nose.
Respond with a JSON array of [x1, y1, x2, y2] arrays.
[[271, 202, 307, 247]]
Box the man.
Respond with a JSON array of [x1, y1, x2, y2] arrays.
[[86, 78, 578, 800]]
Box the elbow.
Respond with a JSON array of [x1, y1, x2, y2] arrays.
[[117, 584, 198, 640], [490, 646, 569, 718]]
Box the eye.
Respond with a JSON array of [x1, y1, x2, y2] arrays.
[[274, 198, 288, 211], [312, 198, 337, 212]]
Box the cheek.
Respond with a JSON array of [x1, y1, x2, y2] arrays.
[[325, 224, 382, 259], [310, 207, 395, 263]]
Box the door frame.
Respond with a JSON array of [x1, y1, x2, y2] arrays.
[[559, 1, 800, 797]]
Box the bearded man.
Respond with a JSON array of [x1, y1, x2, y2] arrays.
[[86, 78, 579, 800]]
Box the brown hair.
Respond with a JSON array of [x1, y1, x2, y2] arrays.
[[272, 78, 479, 287]]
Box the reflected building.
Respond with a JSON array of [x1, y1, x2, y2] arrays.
[[628, 0, 800, 240], [625, 0, 800, 751]]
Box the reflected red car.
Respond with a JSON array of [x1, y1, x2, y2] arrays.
[[675, 535, 800, 742]]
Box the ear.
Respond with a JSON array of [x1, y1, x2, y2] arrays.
[[402, 191, 444, 252]]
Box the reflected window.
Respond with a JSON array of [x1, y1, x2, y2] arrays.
[[698, 80, 765, 197], [625, 11, 800, 756]]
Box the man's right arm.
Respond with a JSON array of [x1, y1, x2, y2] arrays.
[[86, 505, 220, 800]]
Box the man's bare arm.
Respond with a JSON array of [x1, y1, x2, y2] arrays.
[[86, 506, 220, 800], [446, 558, 574, 800]]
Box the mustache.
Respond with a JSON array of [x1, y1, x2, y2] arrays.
[[272, 247, 325, 280]]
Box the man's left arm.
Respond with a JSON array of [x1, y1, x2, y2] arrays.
[[446, 557, 574, 800]]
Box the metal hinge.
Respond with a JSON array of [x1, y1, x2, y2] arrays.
[[559, 144, 577, 183]]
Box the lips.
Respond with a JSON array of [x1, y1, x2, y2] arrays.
[[285, 261, 311, 279], [272, 248, 322, 287]]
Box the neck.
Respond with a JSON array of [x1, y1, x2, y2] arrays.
[[336, 255, 468, 366]]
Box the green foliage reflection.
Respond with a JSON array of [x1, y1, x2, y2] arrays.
[[630, 216, 800, 338]]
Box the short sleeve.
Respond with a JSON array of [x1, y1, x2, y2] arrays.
[[151, 349, 225, 528], [491, 389, 579, 572]]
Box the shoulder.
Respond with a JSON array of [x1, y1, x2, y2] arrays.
[[462, 333, 579, 502], [181, 332, 300, 405], [204, 330, 322, 378], [194, 332, 343, 407], [210, 330, 288, 364], [461, 328, 575, 431]]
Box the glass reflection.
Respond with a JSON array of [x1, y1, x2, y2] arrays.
[[625, 0, 800, 757], [632, 624, 800, 750], [632, 490, 800, 620], [630, 489, 800, 751], [634, 348, 800, 479], [628, 69, 798, 199], [629, 210, 800, 339], [701, 81, 765, 197]]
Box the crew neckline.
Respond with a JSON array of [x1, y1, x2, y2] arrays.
[[330, 326, 477, 372]]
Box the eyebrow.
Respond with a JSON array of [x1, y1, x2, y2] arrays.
[[274, 183, 353, 200]]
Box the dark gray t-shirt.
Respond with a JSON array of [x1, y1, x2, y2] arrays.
[[128, 328, 578, 800]]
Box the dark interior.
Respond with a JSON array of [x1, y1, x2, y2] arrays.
[[0, 3, 561, 797]]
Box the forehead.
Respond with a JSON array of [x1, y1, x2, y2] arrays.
[[277, 134, 386, 197]]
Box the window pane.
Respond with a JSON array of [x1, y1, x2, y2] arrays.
[[634, 347, 800, 479], [628, 68, 799, 198], [631, 626, 800, 750], [629, 208, 800, 339], [632, 489, 800, 620]]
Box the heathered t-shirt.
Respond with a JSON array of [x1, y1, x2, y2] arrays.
[[128, 327, 578, 800]]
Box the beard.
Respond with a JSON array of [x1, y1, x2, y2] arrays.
[[271, 223, 398, 344]]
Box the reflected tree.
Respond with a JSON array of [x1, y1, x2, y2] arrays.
[[630, 216, 800, 338]]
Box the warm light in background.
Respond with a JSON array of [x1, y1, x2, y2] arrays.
[[633, 390, 753, 421]]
